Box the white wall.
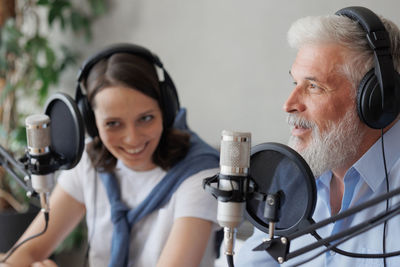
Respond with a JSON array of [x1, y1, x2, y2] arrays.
[[59, 0, 400, 148]]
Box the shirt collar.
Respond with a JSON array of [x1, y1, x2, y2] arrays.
[[317, 170, 332, 189], [353, 120, 400, 192]]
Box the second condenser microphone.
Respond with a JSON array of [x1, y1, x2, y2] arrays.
[[218, 130, 251, 256]]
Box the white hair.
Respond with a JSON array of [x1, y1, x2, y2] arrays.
[[287, 14, 400, 99]]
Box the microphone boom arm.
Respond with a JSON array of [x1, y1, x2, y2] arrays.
[[0, 145, 35, 197], [256, 185, 400, 263]]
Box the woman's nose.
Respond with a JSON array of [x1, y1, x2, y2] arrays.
[[123, 124, 141, 145]]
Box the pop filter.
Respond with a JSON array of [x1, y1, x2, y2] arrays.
[[245, 142, 316, 236], [44, 92, 85, 170]]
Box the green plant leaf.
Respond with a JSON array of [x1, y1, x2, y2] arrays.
[[10, 125, 27, 147], [45, 46, 56, 66], [70, 10, 89, 32], [48, 0, 71, 27], [39, 82, 49, 104], [48, 6, 59, 26], [60, 13, 66, 30], [59, 46, 78, 72], [25, 35, 48, 60], [89, 0, 107, 17], [35, 64, 58, 104], [1, 19, 23, 56], [36, 0, 50, 6]]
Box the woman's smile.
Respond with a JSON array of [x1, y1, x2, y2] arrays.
[[123, 144, 146, 155]]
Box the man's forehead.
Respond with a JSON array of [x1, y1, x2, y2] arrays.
[[290, 45, 348, 81]]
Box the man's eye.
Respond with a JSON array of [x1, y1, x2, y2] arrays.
[[309, 83, 323, 92]]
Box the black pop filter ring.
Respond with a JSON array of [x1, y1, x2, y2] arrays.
[[44, 92, 85, 170], [245, 142, 317, 236]]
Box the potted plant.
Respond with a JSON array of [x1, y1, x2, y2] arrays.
[[0, 0, 106, 257]]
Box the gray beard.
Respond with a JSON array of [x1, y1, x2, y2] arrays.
[[287, 109, 365, 177]]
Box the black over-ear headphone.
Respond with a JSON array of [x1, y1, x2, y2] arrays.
[[75, 43, 180, 138], [336, 6, 400, 129]]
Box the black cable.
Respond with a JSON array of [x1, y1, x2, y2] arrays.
[[0, 211, 50, 263], [381, 128, 389, 267], [227, 254, 234, 267]]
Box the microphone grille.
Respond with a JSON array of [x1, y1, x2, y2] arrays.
[[220, 130, 251, 176], [25, 114, 51, 155]]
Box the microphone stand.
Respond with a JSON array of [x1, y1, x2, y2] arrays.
[[0, 145, 35, 197], [255, 185, 400, 264]]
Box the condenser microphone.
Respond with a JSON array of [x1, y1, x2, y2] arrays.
[[218, 130, 251, 257], [25, 114, 54, 212]]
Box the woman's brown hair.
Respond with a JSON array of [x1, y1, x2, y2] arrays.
[[84, 53, 190, 172]]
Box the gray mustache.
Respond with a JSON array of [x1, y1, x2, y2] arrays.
[[286, 114, 316, 129]]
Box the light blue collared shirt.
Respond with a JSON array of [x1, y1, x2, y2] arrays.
[[236, 120, 400, 267]]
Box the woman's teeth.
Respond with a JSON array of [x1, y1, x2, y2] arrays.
[[126, 145, 145, 154]]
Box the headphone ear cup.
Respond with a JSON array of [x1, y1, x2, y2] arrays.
[[159, 71, 180, 128], [357, 69, 395, 129], [76, 87, 99, 138], [159, 81, 179, 128], [357, 69, 376, 127]]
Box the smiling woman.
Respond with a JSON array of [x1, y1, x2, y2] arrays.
[[3, 43, 220, 267], [83, 50, 195, 174]]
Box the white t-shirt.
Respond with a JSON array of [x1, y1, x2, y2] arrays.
[[57, 151, 219, 267]]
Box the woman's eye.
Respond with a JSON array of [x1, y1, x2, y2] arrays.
[[140, 115, 154, 123], [105, 121, 120, 128]]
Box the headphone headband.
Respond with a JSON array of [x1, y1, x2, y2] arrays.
[[76, 43, 164, 83]]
